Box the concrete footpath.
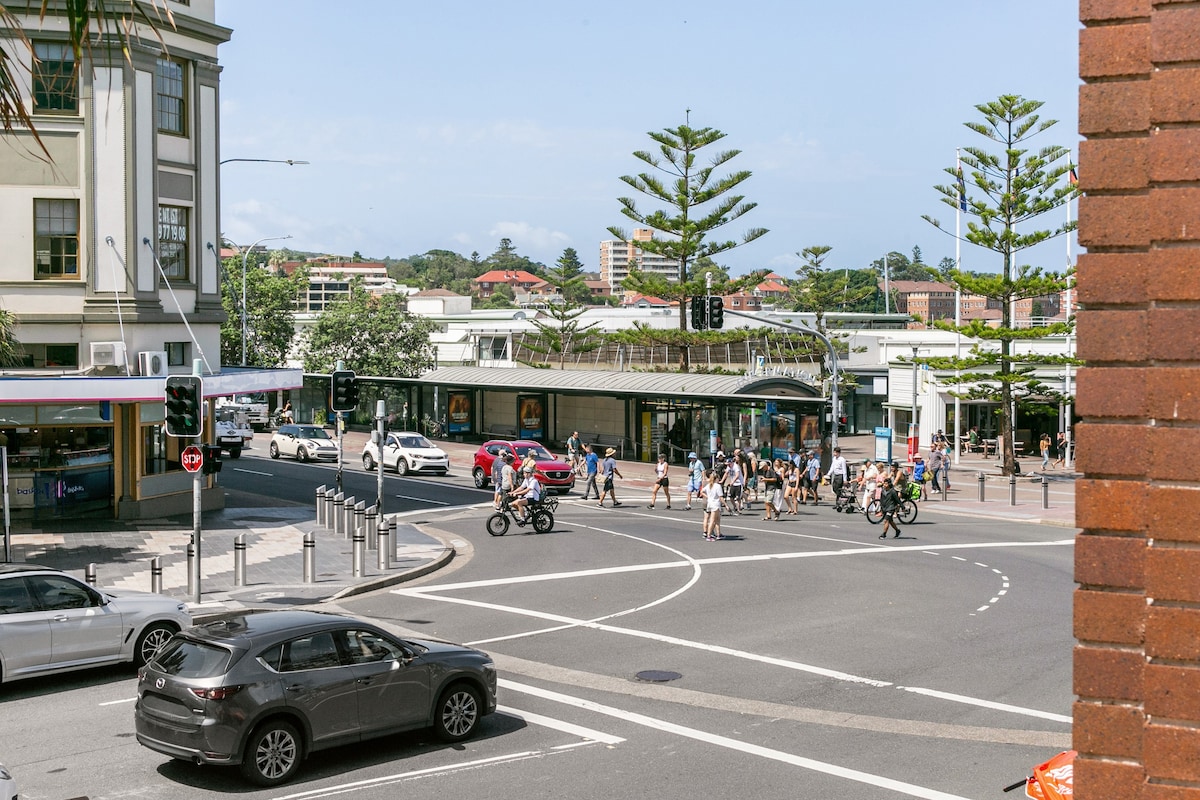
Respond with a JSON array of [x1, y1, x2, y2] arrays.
[[5, 433, 1076, 616]]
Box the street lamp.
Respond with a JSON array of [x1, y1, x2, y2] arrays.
[[220, 158, 310, 166], [223, 235, 292, 366]]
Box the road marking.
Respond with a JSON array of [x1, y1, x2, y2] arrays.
[[499, 704, 625, 744], [896, 686, 1073, 723], [501, 679, 973, 800], [233, 467, 274, 476], [396, 494, 449, 505], [99, 697, 136, 706]]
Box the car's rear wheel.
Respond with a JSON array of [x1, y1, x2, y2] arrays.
[[229, 447, 242, 459], [269, 442, 280, 459], [297, 446, 309, 463], [241, 720, 302, 786], [434, 683, 482, 742], [396, 458, 409, 476], [134, 622, 177, 667], [473, 467, 488, 489], [363, 452, 376, 471]]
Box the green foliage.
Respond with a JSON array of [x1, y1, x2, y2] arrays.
[[481, 283, 515, 309], [485, 238, 544, 275], [0, 307, 24, 367], [219, 257, 308, 368], [300, 280, 437, 377], [522, 248, 602, 367], [788, 246, 879, 331]]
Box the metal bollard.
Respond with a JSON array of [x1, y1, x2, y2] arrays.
[[352, 527, 365, 578], [303, 531, 316, 583], [1009, 473, 1018, 506], [85, 562, 97, 586], [365, 505, 378, 550], [324, 489, 336, 530], [234, 533, 247, 587], [978, 471, 986, 502], [316, 485, 327, 527], [186, 539, 195, 597], [377, 516, 390, 570], [343, 496, 357, 540], [354, 501, 366, 545], [1042, 475, 1050, 509], [333, 492, 346, 536], [151, 557, 162, 594]]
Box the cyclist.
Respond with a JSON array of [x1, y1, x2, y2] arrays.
[[510, 465, 543, 521]]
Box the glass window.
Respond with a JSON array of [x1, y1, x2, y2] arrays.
[[34, 199, 79, 280], [151, 639, 232, 678], [158, 205, 189, 280], [155, 57, 186, 135], [342, 629, 405, 665], [166, 342, 188, 366], [28, 575, 99, 611], [0, 578, 37, 614], [33, 41, 77, 112], [281, 632, 342, 671]]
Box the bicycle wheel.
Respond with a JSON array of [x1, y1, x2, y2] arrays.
[[532, 509, 554, 534], [865, 500, 883, 524], [486, 513, 510, 536], [898, 499, 919, 525]]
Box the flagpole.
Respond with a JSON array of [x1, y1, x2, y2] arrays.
[[953, 149, 963, 465]]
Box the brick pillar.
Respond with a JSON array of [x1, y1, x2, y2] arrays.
[[1076, 1, 1200, 797]]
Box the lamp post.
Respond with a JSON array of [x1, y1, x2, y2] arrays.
[[911, 345, 920, 435], [222, 235, 292, 366], [220, 158, 310, 166]]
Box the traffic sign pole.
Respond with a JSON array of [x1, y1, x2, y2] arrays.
[[190, 359, 203, 606]]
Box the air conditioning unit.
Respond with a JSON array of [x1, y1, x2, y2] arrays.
[[90, 341, 127, 368], [138, 350, 169, 377]]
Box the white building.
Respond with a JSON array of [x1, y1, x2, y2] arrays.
[[599, 228, 681, 290]]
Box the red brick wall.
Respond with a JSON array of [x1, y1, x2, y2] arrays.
[[1076, 1, 1200, 797]]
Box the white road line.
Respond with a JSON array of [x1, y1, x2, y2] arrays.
[[897, 686, 1073, 723], [99, 697, 136, 706], [501, 679, 972, 800], [499, 705, 625, 744], [396, 494, 450, 505], [233, 467, 274, 476]]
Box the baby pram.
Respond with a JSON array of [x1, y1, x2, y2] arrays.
[[834, 480, 864, 513]]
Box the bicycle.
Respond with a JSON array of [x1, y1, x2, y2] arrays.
[[487, 494, 554, 536], [865, 496, 919, 526]]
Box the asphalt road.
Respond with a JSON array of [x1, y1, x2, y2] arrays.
[[0, 472, 1074, 800]]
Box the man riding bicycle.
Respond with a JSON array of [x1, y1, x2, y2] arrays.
[[510, 464, 543, 521]]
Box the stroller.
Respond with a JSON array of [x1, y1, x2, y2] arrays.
[[834, 480, 864, 514]]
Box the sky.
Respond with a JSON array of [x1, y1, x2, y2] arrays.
[[214, 1, 1081, 278]]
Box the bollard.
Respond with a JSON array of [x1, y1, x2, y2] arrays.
[[333, 492, 346, 536], [365, 505, 378, 550], [354, 501, 366, 546], [234, 533, 247, 587], [978, 471, 986, 502], [186, 539, 195, 597], [324, 489, 336, 530], [1042, 474, 1050, 509], [377, 516, 390, 570], [343, 496, 357, 540], [303, 531, 316, 583], [316, 485, 327, 527], [1009, 473, 1018, 506], [150, 557, 162, 594], [85, 562, 97, 586], [352, 527, 365, 578]]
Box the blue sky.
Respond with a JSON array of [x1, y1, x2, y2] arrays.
[[215, 1, 1080, 278]]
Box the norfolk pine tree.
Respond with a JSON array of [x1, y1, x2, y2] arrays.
[[923, 95, 1080, 475], [523, 248, 601, 368], [789, 246, 878, 333], [610, 122, 767, 370]]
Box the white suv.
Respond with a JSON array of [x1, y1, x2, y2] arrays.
[[362, 431, 449, 475], [269, 424, 340, 462]]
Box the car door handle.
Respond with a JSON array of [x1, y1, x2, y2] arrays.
[[285, 684, 304, 692], [53, 614, 69, 622], [356, 677, 373, 685]]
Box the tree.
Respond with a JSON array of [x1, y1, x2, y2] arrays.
[[787, 246, 878, 332], [484, 238, 542, 275], [522, 248, 602, 368], [300, 281, 437, 377], [552, 247, 592, 306], [0, 307, 24, 367], [922, 94, 1079, 475], [480, 283, 515, 309], [219, 256, 307, 368], [610, 122, 767, 368]]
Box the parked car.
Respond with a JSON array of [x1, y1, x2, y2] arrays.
[[135, 610, 497, 787], [472, 440, 576, 494], [0, 564, 190, 683], [361, 431, 449, 476], [214, 406, 253, 458], [0, 762, 16, 800], [269, 424, 339, 462]]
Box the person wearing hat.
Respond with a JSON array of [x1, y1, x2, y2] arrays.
[[647, 452, 672, 509], [581, 443, 600, 500], [510, 464, 543, 521], [597, 447, 623, 508], [912, 453, 928, 500], [685, 451, 704, 510], [499, 451, 519, 509]]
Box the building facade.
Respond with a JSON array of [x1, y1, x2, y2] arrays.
[[599, 228, 682, 290]]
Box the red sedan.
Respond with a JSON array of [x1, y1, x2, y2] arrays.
[[472, 440, 576, 494]]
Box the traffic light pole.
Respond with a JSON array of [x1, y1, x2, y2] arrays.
[[190, 359, 203, 606]]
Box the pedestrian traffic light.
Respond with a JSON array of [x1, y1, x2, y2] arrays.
[[708, 296, 724, 329], [690, 295, 707, 330], [331, 370, 359, 412], [201, 443, 223, 475], [164, 376, 203, 437]]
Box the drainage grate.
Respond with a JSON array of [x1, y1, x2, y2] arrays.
[[635, 670, 682, 682]]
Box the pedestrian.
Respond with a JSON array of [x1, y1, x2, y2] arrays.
[[1053, 431, 1068, 469], [491, 452, 506, 510], [806, 450, 822, 505], [567, 431, 582, 474], [938, 445, 951, 490], [724, 452, 744, 514], [648, 452, 672, 509], [581, 443, 600, 500], [878, 478, 903, 538], [913, 454, 928, 500], [1040, 432, 1052, 471], [858, 458, 879, 513], [825, 446, 848, 497], [701, 469, 725, 541], [760, 459, 781, 520], [597, 447, 623, 508], [499, 451, 518, 509], [928, 448, 944, 492], [684, 452, 704, 510], [740, 448, 757, 507]]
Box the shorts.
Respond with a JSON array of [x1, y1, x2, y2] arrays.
[[655, 476, 670, 487], [728, 485, 742, 501], [772, 488, 784, 508], [688, 478, 702, 493], [603, 477, 614, 492]]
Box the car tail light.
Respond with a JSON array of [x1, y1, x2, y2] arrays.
[[189, 686, 243, 701]]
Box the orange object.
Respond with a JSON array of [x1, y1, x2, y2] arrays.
[[1024, 750, 1075, 799]]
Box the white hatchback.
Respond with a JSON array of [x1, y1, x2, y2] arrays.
[[270, 424, 340, 462], [362, 431, 449, 475]]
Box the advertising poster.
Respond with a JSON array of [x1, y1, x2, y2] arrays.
[[447, 391, 472, 434], [518, 394, 545, 440]]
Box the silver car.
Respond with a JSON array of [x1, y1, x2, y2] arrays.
[[0, 564, 190, 683], [134, 610, 497, 786], [0, 762, 15, 800], [269, 424, 339, 462]]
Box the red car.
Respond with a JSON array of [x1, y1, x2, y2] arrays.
[[472, 440, 576, 494]]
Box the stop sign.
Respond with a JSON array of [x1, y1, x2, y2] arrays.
[[181, 444, 204, 473]]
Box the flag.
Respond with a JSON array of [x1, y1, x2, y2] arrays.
[[956, 167, 966, 212], [1069, 166, 1078, 186]]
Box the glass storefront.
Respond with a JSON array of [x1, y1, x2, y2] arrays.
[[1, 403, 115, 517]]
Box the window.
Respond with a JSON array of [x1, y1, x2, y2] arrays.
[[166, 342, 189, 366], [33, 42, 77, 112], [157, 205, 189, 280], [34, 199, 80, 279], [155, 57, 186, 134]]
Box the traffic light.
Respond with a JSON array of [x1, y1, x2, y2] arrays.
[[707, 296, 724, 329], [690, 295, 707, 330], [201, 443, 223, 475], [331, 370, 359, 412], [164, 376, 203, 437]]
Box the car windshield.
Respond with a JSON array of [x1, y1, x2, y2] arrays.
[[513, 444, 555, 462], [398, 435, 433, 449], [298, 427, 330, 440], [150, 638, 232, 678]]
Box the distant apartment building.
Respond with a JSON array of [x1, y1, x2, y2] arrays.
[[599, 228, 681, 290], [281, 259, 402, 312], [887, 281, 958, 325], [472, 269, 541, 298]]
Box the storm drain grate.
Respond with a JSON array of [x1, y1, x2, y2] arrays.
[[635, 670, 682, 682]]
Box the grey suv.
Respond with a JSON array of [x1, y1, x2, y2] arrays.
[[134, 610, 497, 786]]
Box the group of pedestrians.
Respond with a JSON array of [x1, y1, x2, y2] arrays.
[[578, 441, 624, 508]]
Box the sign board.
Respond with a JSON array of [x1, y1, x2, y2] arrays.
[[181, 444, 203, 473], [874, 427, 893, 463]]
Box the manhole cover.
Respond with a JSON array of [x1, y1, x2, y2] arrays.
[[635, 670, 682, 682]]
